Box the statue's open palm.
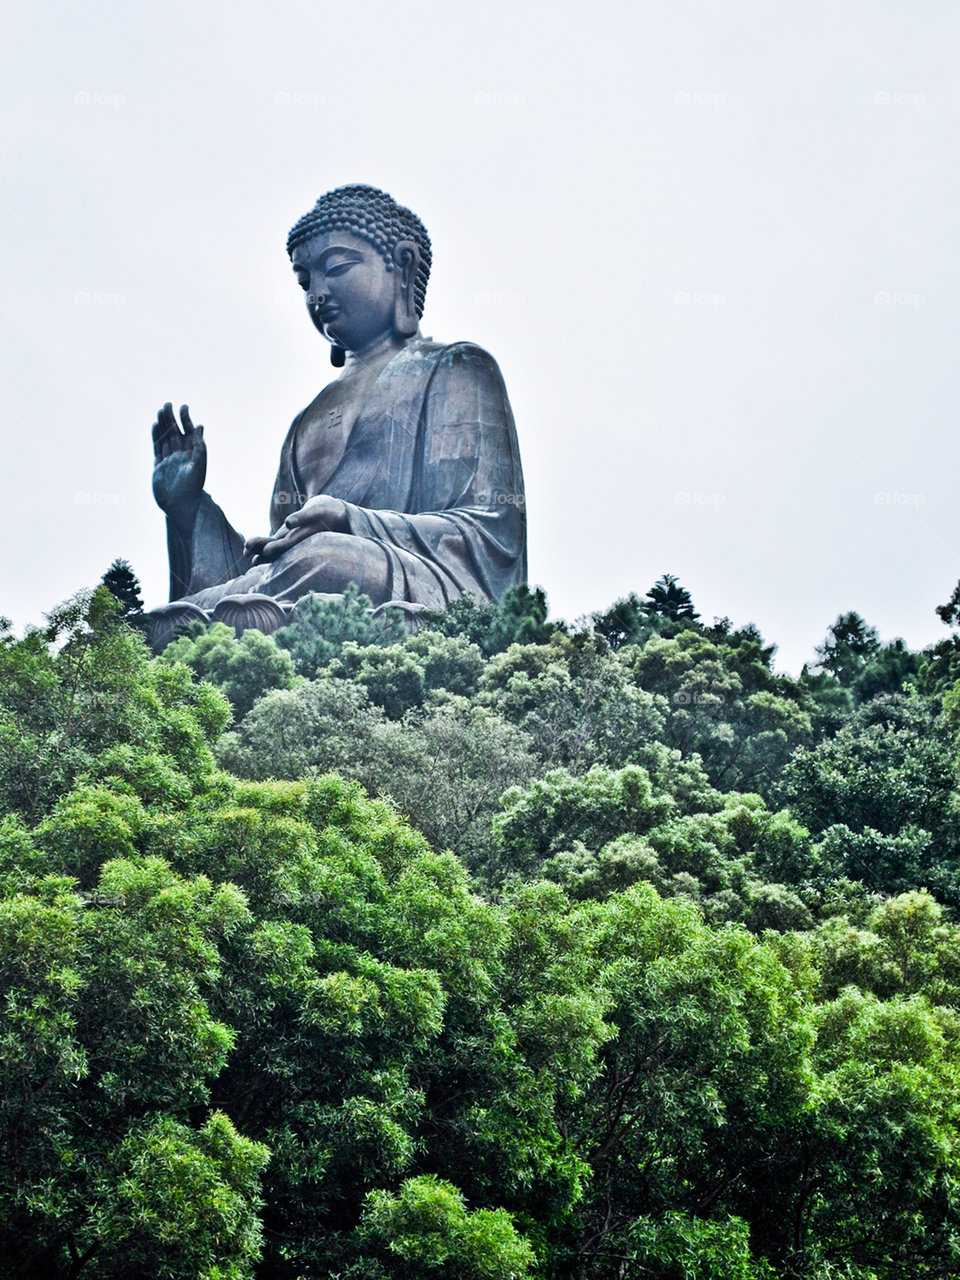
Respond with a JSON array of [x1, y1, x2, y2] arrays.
[[152, 403, 206, 528]]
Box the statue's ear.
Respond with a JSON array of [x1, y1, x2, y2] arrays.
[[392, 240, 421, 337]]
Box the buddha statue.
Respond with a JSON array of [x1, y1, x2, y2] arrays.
[[147, 184, 527, 649]]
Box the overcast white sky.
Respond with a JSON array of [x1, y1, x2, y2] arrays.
[[2, 0, 960, 671]]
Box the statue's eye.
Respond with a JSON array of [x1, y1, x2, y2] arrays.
[[295, 275, 309, 291], [325, 261, 355, 277]]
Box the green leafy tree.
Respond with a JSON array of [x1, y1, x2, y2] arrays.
[[801, 617, 919, 729], [628, 1213, 773, 1280], [274, 584, 406, 678], [777, 694, 960, 903], [798, 665, 855, 738], [326, 631, 484, 719], [813, 612, 880, 686], [327, 640, 427, 719], [405, 629, 486, 698], [797, 987, 960, 1278], [495, 764, 676, 871], [624, 629, 813, 796], [161, 622, 296, 719], [809, 889, 960, 1004], [362, 696, 537, 874], [484, 583, 560, 650], [216, 677, 386, 782], [592, 592, 649, 650], [516, 882, 813, 1277], [918, 580, 960, 695], [0, 629, 573, 1279], [99, 559, 144, 620], [4, 586, 960, 1280], [499, 767, 814, 931], [0, 590, 229, 822], [89, 1113, 268, 1280], [0, 847, 267, 1279], [357, 1176, 535, 1279], [219, 679, 536, 874], [480, 632, 668, 774], [418, 584, 563, 658], [642, 573, 700, 623], [852, 636, 922, 703]]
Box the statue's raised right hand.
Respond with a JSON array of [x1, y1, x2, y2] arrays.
[[152, 403, 207, 529]]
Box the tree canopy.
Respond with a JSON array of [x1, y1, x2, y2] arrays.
[[2, 576, 960, 1279]]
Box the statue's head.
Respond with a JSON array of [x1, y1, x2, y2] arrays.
[[287, 185, 432, 360]]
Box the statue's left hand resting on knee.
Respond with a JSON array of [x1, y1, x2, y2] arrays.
[[244, 495, 349, 565], [147, 183, 526, 645]]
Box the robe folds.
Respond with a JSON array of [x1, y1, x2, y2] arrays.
[[168, 339, 527, 612]]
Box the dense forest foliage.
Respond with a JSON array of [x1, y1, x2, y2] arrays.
[[3, 565, 960, 1280]]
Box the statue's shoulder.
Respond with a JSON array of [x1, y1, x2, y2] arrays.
[[403, 338, 504, 381]]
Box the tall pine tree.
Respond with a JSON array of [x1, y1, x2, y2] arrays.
[[100, 558, 144, 619]]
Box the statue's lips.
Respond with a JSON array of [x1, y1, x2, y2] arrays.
[[317, 306, 340, 325]]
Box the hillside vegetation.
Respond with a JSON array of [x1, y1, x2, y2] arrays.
[[3, 572, 960, 1280]]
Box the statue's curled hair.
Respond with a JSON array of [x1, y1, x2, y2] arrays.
[[287, 184, 432, 318]]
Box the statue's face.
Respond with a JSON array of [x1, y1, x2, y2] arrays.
[[291, 230, 397, 353]]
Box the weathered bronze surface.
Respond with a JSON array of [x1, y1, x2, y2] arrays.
[[149, 185, 526, 643]]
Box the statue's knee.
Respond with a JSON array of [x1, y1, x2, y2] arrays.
[[286, 531, 389, 598]]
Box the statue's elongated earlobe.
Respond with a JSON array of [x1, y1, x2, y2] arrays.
[[393, 241, 421, 337], [330, 345, 346, 367]]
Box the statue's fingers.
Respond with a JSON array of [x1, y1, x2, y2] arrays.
[[158, 402, 181, 450], [167, 402, 186, 442], [254, 532, 294, 563], [250, 542, 280, 565], [179, 405, 205, 455], [164, 420, 180, 459], [276, 526, 307, 551], [155, 422, 174, 460]]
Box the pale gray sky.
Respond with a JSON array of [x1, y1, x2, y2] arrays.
[[2, 0, 959, 671]]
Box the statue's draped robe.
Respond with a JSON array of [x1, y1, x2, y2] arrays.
[[169, 339, 526, 611]]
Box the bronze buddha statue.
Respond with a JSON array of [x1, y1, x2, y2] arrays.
[[148, 184, 526, 649]]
